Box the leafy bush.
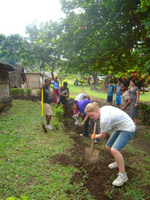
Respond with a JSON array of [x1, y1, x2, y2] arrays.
[[11, 88, 25, 97], [11, 88, 20, 96], [26, 88, 31, 96], [36, 89, 40, 97], [53, 105, 64, 121], [20, 88, 24, 96], [139, 103, 150, 124]]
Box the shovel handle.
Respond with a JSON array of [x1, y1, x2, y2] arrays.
[[91, 121, 97, 139]]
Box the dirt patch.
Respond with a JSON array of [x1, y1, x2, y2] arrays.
[[50, 115, 137, 200]]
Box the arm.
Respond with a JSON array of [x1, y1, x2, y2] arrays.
[[135, 90, 140, 107], [122, 98, 131, 110], [66, 88, 69, 98], [95, 132, 107, 139]]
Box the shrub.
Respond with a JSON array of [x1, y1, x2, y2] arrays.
[[36, 89, 40, 97], [11, 88, 20, 96], [26, 88, 31, 97], [19, 88, 24, 96], [53, 105, 64, 121]]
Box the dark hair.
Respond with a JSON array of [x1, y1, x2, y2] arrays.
[[68, 100, 77, 107], [45, 79, 51, 83], [130, 79, 136, 84], [121, 82, 128, 87], [63, 82, 68, 86], [109, 81, 113, 83]]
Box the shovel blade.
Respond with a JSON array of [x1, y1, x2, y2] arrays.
[[85, 146, 99, 163]]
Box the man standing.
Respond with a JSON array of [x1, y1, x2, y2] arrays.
[[41, 79, 53, 130]]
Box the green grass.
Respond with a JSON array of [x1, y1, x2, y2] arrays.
[[0, 100, 93, 200], [0, 99, 150, 200], [67, 79, 150, 102]]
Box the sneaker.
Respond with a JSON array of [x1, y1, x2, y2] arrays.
[[112, 172, 128, 186], [47, 125, 53, 130], [79, 134, 84, 137], [108, 162, 118, 169]]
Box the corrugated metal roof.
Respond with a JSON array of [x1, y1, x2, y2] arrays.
[[0, 62, 15, 71]]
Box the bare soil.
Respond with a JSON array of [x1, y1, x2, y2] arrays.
[[51, 96, 150, 200]]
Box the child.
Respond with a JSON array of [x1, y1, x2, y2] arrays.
[[52, 77, 59, 103], [115, 80, 121, 108], [106, 81, 114, 105], [85, 102, 136, 187], [57, 82, 69, 107]]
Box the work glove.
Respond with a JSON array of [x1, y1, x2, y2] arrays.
[[91, 134, 96, 140], [72, 114, 79, 118]]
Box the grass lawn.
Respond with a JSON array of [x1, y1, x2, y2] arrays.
[[66, 79, 150, 102], [0, 99, 150, 200]]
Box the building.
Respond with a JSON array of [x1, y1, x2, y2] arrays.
[[0, 62, 15, 112]]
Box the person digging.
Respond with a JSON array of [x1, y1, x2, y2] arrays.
[[40, 79, 53, 130], [85, 102, 136, 187], [69, 100, 99, 143]]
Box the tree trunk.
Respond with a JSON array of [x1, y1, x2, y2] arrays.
[[51, 64, 55, 80], [93, 72, 98, 85]]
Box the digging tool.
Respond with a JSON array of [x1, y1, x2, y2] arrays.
[[41, 76, 47, 133], [85, 121, 99, 163], [72, 115, 80, 125]]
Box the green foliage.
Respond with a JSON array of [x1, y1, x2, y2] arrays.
[[11, 88, 25, 97], [11, 88, 20, 96], [26, 88, 31, 96], [19, 88, 24, 96], [139, 103, 150, 124], [6, 195, 28, 200], [53, 105, 64, 121]]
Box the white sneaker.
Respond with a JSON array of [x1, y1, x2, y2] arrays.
[[108, 162, 118, 169], [79, 134, 84, 137], [112, 172, 128, 187], [47, 125, 53, 130]]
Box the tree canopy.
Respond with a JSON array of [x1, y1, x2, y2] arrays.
[[0, 0, 149, 77]]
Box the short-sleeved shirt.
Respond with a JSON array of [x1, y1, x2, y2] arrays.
[[43, 85, 51, 104], [100, 106, 136, 133], [115, 85, 121, 96], [77, 99, 93, 116], [75, 93, 86, 101], [106, 85, 114, 96], [121, 90, 130, 107], [52, 80, 59, 89]]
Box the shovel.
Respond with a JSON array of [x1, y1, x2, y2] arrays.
[[85, 121, 99, 163]]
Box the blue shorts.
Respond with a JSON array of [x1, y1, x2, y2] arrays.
[[116, 95, 121, 105], [106, 130, 135, 151], [107, 95, 113, 102]]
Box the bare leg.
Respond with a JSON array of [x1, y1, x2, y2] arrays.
[[134, 118, 138, 124], [111, 147, 125, 173], [46, 115, 52, 125]]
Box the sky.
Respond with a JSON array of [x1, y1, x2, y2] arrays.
[[0, 0, 65, 36]]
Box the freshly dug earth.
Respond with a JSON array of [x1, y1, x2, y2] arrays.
[[51, 108, 135, 200], [51, 97, 150, 200]]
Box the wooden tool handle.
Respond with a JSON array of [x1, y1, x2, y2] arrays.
[[92, 121, 97, 139]]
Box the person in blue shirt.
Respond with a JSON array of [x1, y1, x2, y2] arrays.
[[52, 77, 59, 103], [69, 100, 99, 139], [115, 80, 121, 108], [106, 81, 114, 105]]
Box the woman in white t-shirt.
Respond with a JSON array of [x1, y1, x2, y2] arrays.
[[85, 102, 136, 187]]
